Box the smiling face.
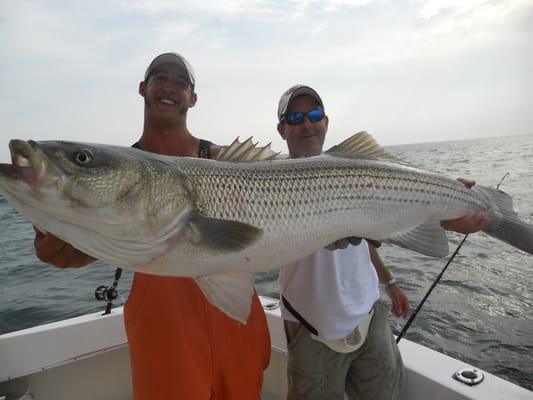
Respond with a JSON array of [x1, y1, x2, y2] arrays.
[[139, 63, 197, 124], [277, 94, 328, 158]]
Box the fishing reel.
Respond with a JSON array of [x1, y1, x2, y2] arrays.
[[95, 285, 118, 302], [94, 267, 123, 315]]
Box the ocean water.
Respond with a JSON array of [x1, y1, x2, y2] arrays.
[[1, 134, 532, 390]]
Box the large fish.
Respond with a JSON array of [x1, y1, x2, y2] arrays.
[[0, 132, 532, 322]]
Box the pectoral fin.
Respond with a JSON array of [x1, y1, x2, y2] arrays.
[[384, 221, 450, 257], [195, 273, 255, 323], [189, 213, 263, 251]]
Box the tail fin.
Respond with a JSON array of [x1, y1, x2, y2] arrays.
[[474, 186, 533, 255]]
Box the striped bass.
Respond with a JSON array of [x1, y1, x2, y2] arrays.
[[0, 132, 531, 321]]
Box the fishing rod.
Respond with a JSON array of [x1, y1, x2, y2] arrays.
[[396, 173, 510, 344]]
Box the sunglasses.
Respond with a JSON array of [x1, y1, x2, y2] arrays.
[[282, 108, 325, 125]]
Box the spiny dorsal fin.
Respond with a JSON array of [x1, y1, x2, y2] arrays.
[[216, 137, 280, 162], [325, 131, 413, 166]]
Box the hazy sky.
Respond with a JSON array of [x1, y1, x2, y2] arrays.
[[1, 0, 532, 162]]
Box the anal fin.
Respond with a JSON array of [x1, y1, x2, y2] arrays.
[[195, 273, 255, 323]]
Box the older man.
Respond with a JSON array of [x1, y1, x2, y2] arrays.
[[276, 84, 489, 400]]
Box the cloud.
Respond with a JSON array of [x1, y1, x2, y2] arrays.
[[420, 0, 496, 20], [0, 0, 531, 162], [121, 0, 285, 18], [153, 20, 201, 43]]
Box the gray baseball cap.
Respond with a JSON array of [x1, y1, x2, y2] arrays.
[[277, 84, 324, 121], [144, 52, 196, 87]]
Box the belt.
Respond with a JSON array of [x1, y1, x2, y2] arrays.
[[282, 295, 375, 353], [311, 308, 374, 353]]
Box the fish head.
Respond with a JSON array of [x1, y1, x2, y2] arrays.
[[1, 140, 144, 211], [0, 140, 193, 246], [2, 139, 58, 188]]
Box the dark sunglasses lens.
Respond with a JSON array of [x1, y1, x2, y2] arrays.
[[285, 112, 304, 125], [307, 108, 325, 122]]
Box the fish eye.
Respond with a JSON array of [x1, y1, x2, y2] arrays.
[[74, 149, 93, 165]]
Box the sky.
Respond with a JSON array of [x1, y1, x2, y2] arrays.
[[0, 0, 532, 162]]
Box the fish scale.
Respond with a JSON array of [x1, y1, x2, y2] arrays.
[[176, 157, 484, 234]]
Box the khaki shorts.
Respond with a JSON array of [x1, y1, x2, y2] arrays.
[[284, 302, 404, 400]]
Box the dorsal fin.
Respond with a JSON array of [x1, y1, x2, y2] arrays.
[[215, 137, 280, 162], [325, 131, 413, 166]]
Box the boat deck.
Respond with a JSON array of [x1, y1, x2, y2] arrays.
[[1, 297, 532, 400]]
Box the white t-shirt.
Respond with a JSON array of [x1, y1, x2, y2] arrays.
[[278, 241, 380, 340]]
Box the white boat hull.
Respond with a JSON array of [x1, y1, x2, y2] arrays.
[[1, 297, 531, 400]]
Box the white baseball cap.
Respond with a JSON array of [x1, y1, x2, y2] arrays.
[[144, 52, 196, 87], [277, 84, 324, 121]]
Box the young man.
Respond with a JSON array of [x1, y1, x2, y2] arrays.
[[276, 84, 490, 400], [33, 53, 270, 400]]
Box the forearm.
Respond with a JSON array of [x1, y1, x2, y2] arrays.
[[368, 244, 393, 284], [369, 243, 411, 317]]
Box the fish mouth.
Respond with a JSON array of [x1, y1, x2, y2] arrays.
[[0, 140, 52, 186], [10, 139, 39, 166]]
